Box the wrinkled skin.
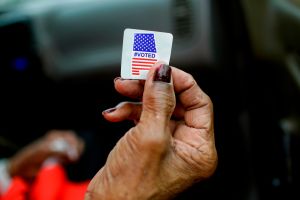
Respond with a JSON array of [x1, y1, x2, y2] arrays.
[[85, 64, 217, 200]]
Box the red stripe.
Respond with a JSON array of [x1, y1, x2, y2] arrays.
[[132, 58, 157, 61], [132, 70, 139, 72], [132, 73, 140, 75], [132, 64, 153, 67], [132, 68, 151, 70]]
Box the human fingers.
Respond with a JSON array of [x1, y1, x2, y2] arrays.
[[114, 62, 166, 99], [139, 63, 175, 134], [61, 131, 85, 160], [172, 67, 213, 130], [170, 68, 216, 172], [85, 65, 175, 199], [102, 101, 142, 123], [114, 78, 145, 99], [46, 130, 84, 162]]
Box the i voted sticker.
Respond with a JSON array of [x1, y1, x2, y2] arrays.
[[121, 28, 173, 80]]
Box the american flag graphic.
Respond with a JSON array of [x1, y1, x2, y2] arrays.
[[131, 33, 157, 75]]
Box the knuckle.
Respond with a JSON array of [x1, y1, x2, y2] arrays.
[[129, 125, 168, 154], [206, 97, 214, 111], [144, 86, 175, 116], [184, 73, 196, 88]]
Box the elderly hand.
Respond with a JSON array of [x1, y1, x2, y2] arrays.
[[86, 64, 217, 200], [8, 130, 84, 181]]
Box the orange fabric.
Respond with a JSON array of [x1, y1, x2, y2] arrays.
[[0, 177, 29, 200], [1, 164, 89, 200], [30, 164, 89, 200], [62, 181, 90, 200], [30, 164, 66, 200]]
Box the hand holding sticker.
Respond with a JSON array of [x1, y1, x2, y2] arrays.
[[121, 28, 173, 80]]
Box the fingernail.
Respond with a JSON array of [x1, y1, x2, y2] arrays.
[[114, 77, 124, 82], [154, 64, 171, 83], [114, 77, 120, 82], [102, 107, 117, 114]]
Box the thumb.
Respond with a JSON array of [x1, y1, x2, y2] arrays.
[[140, 63, 175, 128]]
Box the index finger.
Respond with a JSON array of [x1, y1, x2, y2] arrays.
[[114, 78, 145, 99], [114, 66, 213, 129]]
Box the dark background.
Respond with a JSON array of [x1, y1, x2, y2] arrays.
[[1, 0, 300, 199]]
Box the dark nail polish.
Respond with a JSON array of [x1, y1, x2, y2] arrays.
[[102, 107, 116, 114], [154, 64, 171, 83]]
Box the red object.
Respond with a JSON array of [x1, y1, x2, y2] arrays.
[[0, 164, 89, 200], [0, 177, 29, 200]]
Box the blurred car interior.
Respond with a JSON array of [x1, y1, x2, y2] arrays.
[[1, 0, 300, 199]]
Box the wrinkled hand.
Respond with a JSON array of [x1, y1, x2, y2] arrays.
[[86, 64, 217, 200], [8, 130, 84, 181]]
